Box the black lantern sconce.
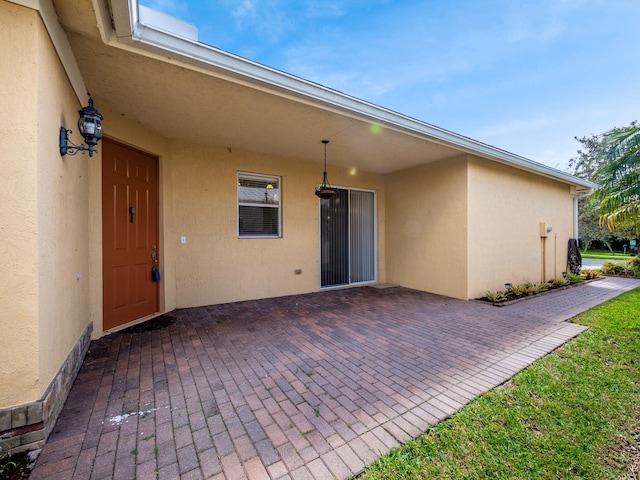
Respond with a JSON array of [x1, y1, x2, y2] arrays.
[[60, 96, 103, 157], [315, 140, 337, 200]]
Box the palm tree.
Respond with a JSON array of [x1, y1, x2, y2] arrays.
[[590, 122, 640, 233]]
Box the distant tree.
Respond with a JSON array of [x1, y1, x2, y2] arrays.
[[569, 121, 639, 251], [577, 198, 610, 252], [568, 131, 610, 182], [590, 122, 640, 233], [576, 197, 634, 253]]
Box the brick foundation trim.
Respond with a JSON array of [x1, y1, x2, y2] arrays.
[[0, 322, 93, 454]]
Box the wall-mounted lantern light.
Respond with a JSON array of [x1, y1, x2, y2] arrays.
[[315, 140, 337, 200], [59, 97, 103, 157]]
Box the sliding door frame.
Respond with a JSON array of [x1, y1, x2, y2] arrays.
[[319, 186, 378, 289]]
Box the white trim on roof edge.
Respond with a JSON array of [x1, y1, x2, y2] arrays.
[[109, 0, 596, 190]]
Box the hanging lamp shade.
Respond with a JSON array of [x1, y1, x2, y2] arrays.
[[315, 140, 337, 199]]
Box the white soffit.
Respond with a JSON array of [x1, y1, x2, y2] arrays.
[[107, 0, 595, 190]]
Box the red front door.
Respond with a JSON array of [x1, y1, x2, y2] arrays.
[[102, 139, 159, 330]]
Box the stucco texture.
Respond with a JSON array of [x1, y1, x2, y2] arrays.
[[167, 141, 386, 308], [0, 2, 41, 407], [0, 2, 92, 407], [385, 156, 469, 299], [385, 155, 577, 300], [467, 157, 575, 296], [86, 113, 386, 338]]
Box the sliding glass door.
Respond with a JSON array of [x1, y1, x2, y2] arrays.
[[320, 189, 376, 288]]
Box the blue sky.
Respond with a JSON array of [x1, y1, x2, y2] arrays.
[[140, 0, 639, 172]]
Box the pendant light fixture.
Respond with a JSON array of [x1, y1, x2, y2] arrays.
[[315, 140, 337, 199]]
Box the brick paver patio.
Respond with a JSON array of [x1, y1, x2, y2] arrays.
[[31, 277, 640, 479]]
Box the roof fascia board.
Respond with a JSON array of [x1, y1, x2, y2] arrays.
[[9, 0, 87, 103], [109, 0, 136, 40], [109, 0, 596, 190]]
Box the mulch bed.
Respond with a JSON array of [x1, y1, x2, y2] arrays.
[[476, 277, 604, 307], [0, 451, 38, 479]]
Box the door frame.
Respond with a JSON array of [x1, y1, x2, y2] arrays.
[[318, 186, 378, 289], [101, 137, 161, 331]]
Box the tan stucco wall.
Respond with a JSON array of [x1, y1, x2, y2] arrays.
[[36, 3, 93, 399], [0, 2, 92, 407], [385, 156, 469, 299], [467, 156, 575, 297], [384, 155, 576, 300], [0, 2, 40, 408], [168, 141, 385, 308], [90, 116, 386, 333]]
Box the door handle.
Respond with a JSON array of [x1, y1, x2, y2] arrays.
[[129, 205, 136, 223]]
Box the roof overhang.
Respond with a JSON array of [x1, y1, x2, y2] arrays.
[[32, 0, 596, 190]]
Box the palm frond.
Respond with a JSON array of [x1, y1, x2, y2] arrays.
[[599, 198, 640, 233], [590, 123, 640, 233]]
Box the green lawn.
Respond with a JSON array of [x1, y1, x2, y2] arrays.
[[582, 249, 633, 261], [359, 288, 640, 480]]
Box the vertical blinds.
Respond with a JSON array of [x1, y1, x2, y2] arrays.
[[349, 190, 375, 283], [321, 189, 375, 287], [321, 189, 349, 287]]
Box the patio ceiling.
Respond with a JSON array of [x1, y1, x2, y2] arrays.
[[60, 31, 461, 174], [50, 0, 596, 186]]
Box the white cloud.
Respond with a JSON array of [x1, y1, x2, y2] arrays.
[[142, 0, 188, 15], [302, 1, 347, 18], [233, 0, 257, 20], [223, 0, 294, 43]]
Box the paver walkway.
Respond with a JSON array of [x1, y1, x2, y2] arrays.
[[31, 277, 640, 479]]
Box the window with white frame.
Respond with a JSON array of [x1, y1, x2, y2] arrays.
[[238, 173, 281, 237]]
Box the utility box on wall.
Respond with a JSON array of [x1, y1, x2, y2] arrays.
[[540, 222, 548, 238]]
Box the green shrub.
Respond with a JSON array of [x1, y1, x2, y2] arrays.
[[509, 284, 525, 296], [624, 257, 640, 277], [601, 260, 629, 276], [551, 277, 569, 287], [625, 266, 640, 278], [484, 291, 507, 302], [566, 273, 584, 283], [536, 282, 550, 292]]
